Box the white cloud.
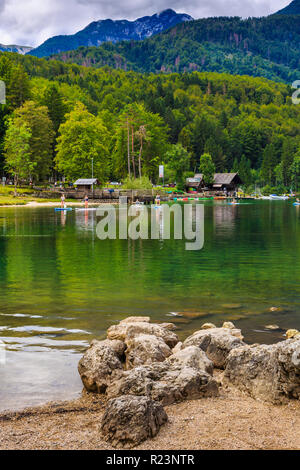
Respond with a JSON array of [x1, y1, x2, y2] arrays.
[[0, 0, 291, 47]]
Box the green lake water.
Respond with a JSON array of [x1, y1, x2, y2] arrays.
[[0, 201, 299, 411]]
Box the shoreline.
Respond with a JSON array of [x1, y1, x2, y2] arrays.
[[1, 373, 299, 450], [0, 201, 119, 208]]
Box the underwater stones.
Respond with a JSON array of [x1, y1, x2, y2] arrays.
[[222, 304, 242, 310], [264, 325, 280, 331], [101, 395, 168, 449]]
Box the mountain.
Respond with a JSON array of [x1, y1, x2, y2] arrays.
[[29, 9, 193, 58], [0, 44, 33, 55], [50, 16, 300, 83], [274, 0, 300, 15]]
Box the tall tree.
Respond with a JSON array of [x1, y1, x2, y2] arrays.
[[4, 118, 33, 194], [12, 101, 54, 181], [199, 153, 216, 185], [55, 103, 110, 182]]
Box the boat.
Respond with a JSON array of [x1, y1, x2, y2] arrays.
[[75, 208, 98, 212], [55, 207, 72, 212], [293, 202, 300, 206], [132, 201, 145, 207], [214, 196, 227, 200], [270, 194, 289, 200]]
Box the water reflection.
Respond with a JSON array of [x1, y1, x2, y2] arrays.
[[0, 203, 299, 411]]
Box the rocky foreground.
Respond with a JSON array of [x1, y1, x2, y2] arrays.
[[76, 317, 300, 449], [0, 317, 299, 450]]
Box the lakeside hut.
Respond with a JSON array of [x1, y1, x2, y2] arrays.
[[186, 173, 243, 194], [74, 178, 98, 193]]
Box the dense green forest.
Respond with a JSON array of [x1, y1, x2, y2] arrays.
[[50, 16, 300, 84], [0, 51, 299, 192]]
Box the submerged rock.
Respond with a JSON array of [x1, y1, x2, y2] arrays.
[[264, 325, 280, 331], [182, 327, 245, 368], [224, 338, 300, 404], [101, 395, 167, 449], [78, 339, 125, 393]]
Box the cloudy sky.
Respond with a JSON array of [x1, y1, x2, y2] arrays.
[[0, 0, 291, 47]]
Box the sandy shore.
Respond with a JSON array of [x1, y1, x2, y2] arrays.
[[0, 201, 119, 208], [1, 374, 299, 450]]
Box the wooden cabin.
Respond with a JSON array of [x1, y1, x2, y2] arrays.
[[74, 179, 98, 192], [186, 173, 243, 194]]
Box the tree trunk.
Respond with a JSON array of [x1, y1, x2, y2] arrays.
[[138, 138, 143, 179], [131, 127, 136, 179], [14, 175, 18, 197], [127, 117, 131, 177]]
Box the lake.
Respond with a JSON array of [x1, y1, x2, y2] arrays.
[[0, 201, 299, 411]]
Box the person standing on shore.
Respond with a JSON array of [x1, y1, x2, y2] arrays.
[[61, 194, 65, 208], [84, 194, 89, 209]]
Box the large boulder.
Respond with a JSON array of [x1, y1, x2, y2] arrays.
[[125, 334, 172, 369], [107, 321, 178, 348], [166, 346, 214, 375], [78, 339, 125, 393], [101, 395, 168, 449], [106, 362, 219, 406], [224, 338, 300, 404], [182, 327, 245, 368]]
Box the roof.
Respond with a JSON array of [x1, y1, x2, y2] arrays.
[[213, 173, 240, 185], [187, 173, 243, 187], [74, 179, 98, 185]]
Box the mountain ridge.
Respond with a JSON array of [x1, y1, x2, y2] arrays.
[[0, 44, 33, 55], [274, 0, 300, 15], [49, 15, 300, 84], [29, 9, 193, 58]]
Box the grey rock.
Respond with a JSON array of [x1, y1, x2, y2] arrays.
[[224, 338, 300, 403], [101, 395, 168, 449], [78, 339, 125, 393], [107, 322, 179, 348], [107, 362, 219, 406], [183, 327, 245, 368], [166, 346, 214, 375], [125, 334, 172, 369]]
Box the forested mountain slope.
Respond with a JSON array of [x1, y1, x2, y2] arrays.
[[50, 15, 300, 83], [0, 52, 299, 189]]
